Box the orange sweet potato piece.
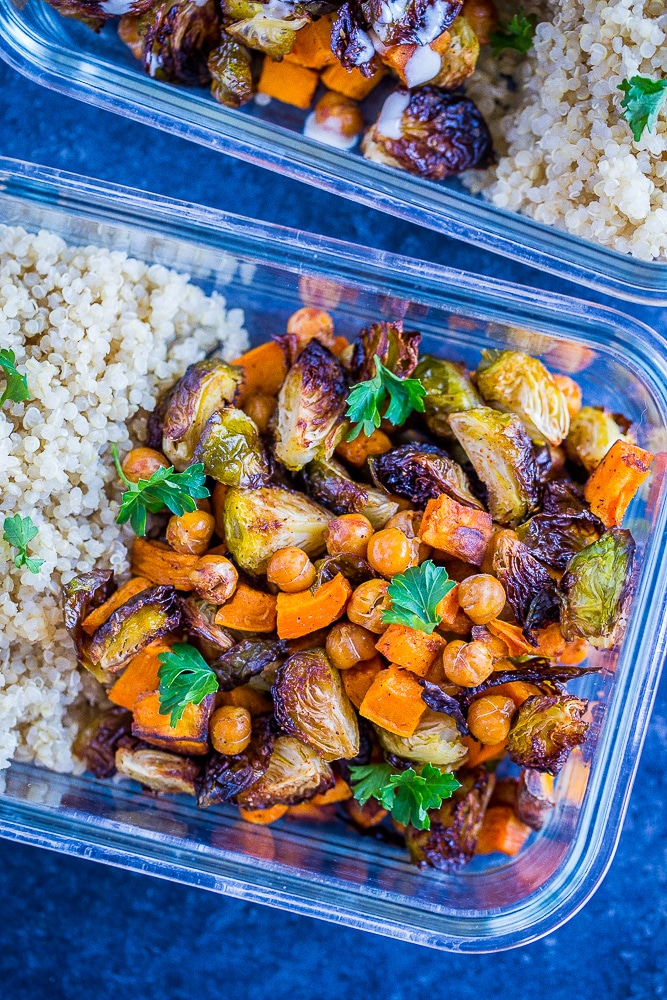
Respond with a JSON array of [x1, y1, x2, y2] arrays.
[[258, 58, 319, 110], [420, 494, 494, 565], [82, 577, 152, 636], [239, 804, 288, 825], [131, 691, 214, 755], [214, 584, 277, 633], [552, 373, 582, 419], [312, 777, 352, 805], [359, 664, 426, 737], [584, 439, 654, 528], [232, 340, 287, 402], [284, 15, 337, 69], [435, 583, 473, 636], [321, 61, 386, 100], [217, 685, 273, 716], [462, 735, 506, 768], [486, 619, 535, 656], [375, 624, 444, 677], [287, 802, 337, 822], [276, 573, 352, 640], [487, 681, 541, 708], [108, 637, 172, 712], [476, 805, 532, 856], [341, 654, 383, 709], [335, 428, 393, 467], [559, 637, 589, 665], [131, 538, 199, 590]]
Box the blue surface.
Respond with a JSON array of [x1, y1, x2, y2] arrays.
[[1, 56, 666, 998]]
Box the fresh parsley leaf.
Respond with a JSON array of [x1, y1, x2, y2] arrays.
[[111, 443, 210, 537], [490, 12, 537, 57], [157, 643, 219, 727], [345, 355, 426, 441], [349, 763, 461, 831], [382, 560, 456, 634], [2, 514, 44, 574], [619, 75, 667, 141], [0, 349, 30, 406]]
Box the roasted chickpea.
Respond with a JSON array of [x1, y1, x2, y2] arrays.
[[188, 555, 238, 604], [326, 621, 378, 670], [313, 91, 365, 139], [210, 705, 252, 755], [441, 639, 494, 687], [461, 0, 498, 45], [386, 510, 431, 563], [166, 510, 215, 555], [244, 391, 277, 435], [467, 695, 516, 745], [267, 546, 316, 593], [286, 306, 336, 352], [367, 527, 413, 577], [457, 574, 506, 625], [347, 579, 391, 633], [335, 428, 393, 467], [120, 446, 169, 483], [324, 513, 374, 558]]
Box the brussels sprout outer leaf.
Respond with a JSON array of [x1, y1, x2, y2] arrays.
[[158, 643, 219, 727], [476, 349, 570, 447], [492, 531, 560, 637], [413, 355, 481, 438], [235, 734, 334, 809], [62, 570, 116, 658], [558, 528, 635, 647], [212, 638, 289, 691], [194, 407, 270, 488], [382, 560, 456, 634], [418, 681, 470, 735], [72, 707, 134, 779], [352, 320, 421, 381], [303, 458, 368, 515]]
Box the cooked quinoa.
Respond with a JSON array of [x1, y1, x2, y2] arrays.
[[0, 225, 248, 772], [464, 0, 667, 260]]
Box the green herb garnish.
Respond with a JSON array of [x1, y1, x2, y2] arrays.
[[345, 354, 426, 441], [157, 642, 219, 727], [618, 75, 667, 141], [490, 12, 537, 57], [111, 443, 210, 537], [349, 763, 461, 831], [382, 560, 456, 634], [0, 349, 30, 406], [2, 514, 44, 574]]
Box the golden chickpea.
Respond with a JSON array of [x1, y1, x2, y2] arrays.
[[210, 705, 252, 755], [244, 392, 277, 435], [267, 546, 316, 593], [313, 91, 365, 139], [347, 579, 391, 633], [457, 574, 507, 625], [441, 639, 494, 687], [286, 306, 336, 352], [189, 555, 239, 604], [386, 510, 431, 563], [120, 446, 169, 483], [470, 627, 510, 662], [366, 527, 413, 577], [166, 510, 215, 555], [467, 695, 516, 745], [324, 514, 374, 558], [326, 621, 378, 670]]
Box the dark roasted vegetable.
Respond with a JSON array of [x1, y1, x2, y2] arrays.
[[413, 355, 481, 438], [88, 585, 180, 674], [194, 407, 271, 488], [136, 0, 221, 86], [273, 649, 360, 760], [304, 457, 399, 527], [62, 570, 114, 659], [369, 442, 482, 508], [47, 0, 153, 26], [161, 358, 243, 470], [374, 710, 467, 769], [565, 406, 627, 474], [195, 714, 274, 808], [453, 662, 595, 710], [419, 682, 469, 735], [492, 530, 560, 637], [179, 596, 236, 654], [516, 480, 604, 571], [313, 553, 379, 590], [558, 528, 635, 648], [212, 638, 288, 691], [208, 33, 255, 108], [115, 745, 200, 795], [476, 350, 570, 447], [507, 694, 588, 775], [351, 320, 420, 382], [516, 769, 555, 830], [72, 707, 133, 779], [236, 735, 335, 808]]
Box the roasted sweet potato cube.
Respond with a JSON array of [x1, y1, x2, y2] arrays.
[[420, 494, 494, 565], [584, 439, 653, 528], [108, 637, 173, 712], [214, 583, 277, 633], [131, 691, 214, 755], [475, 805, 532, 856], [131, 538, 199, 590], [284, 15, 337, 69], [341, 655, 383, 710], [375, 624, 444, 677], [82, 576, 153, 635], [321, 61, 386, 100], [258, 59, 319, 110], [359, 664, 426, 737]]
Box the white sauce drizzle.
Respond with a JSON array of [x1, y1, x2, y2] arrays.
[[376, 90, 411, 140], [147, 52, 162, 76], [304, 113, 359, 151], [403, 44, 441, 87], [352, 29, 376, 65], [100, 0, 137, 14]]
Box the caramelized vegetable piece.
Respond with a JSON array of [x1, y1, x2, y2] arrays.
[[413, 355, 481, 438], [376, 624, 444, 677], [486, 619, 535, 656], [335, 428, 393, 467], [507, 695, 588, 774], [359, 665, 426, 737], [492, 529, 559, 635], [476, 805, 532, 856], [239, 804, 288, 825], [131, 538, 200, 590], [369, 443, 481, 509], [212, 638, 287, 691], [341, 655, 384, 709], [236, 735, 335, 809], [72, 706, 132, 779], [461, 0, 498, 44], [233, 340, 287, 402], [566, 406, 628, 474], [324, 513, 374, 558], [132, 691, 215, 755], [214, 583, 277, 633], [552, 373, 582, 419], [108, 637, 172, 712], [375, 709, 467, 769], [178, 596, 235, 653], [284, 14, 336, 69], [243, 392, 277, 435], [276, 573, 351, 640], [285, 306, 336, 352], [195, 714, 275, 808], [257, 58, 319, 110], [584, 440, 653, 528], [516, 769, 556, 830], [161, 358, 243, 470], [441, 639, 494, 687], [194, 407, 271, 488], [218, 685, 274, 716], [62, 570, 115, 664], [420, 493, 494, 565], [189, 555, 239, 604], [88, 585, 180, 674], [82, 576, 152, 636], [326, 621, 378, 670], [115, 745, 200, 796], [462, 735, 506, 768]]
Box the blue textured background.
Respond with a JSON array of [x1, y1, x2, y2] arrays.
[[1, 56, 666, 999]]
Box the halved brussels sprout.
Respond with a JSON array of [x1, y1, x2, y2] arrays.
[[476, 350, 570, 447], [369, 442, 482, 508], [223, 486, 332, 574], [304, 457, 399, 527], [208, 34, 255, 108], [507, 695, 588, 775], [195, 714, 275, 808], [273, 649, 360, 761], [351, 320, 421, 381], [274, 339, 348, 471], [212, 638, 288, 691], [136, 0, 221, 86], [516, 769, 555, 830], [404, 766, 494, 871], [62, 570, 114, 657], [449, 407, 539, 525], [47, 0, 153, 27], [516, 480, 603, 571], [226, 13, 308, 59], [194, 407, 271, 488], [235, 735, 335, 808], [313, 553, 379, 590], [87, 585, 181, 674], [430, 15, 479, 89], [72, 707, 133, 779], [565, 407, 628, 474], [375, 709, 467, 769], [179, 596, 236, 654], [558, 528, 635, 649], [115, 745, 200, 795], [161, 358, 243, 470], [413, 355, 481, 438], [492, 530, 559, 636]]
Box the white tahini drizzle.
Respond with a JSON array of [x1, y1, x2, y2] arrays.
[[303, 112, 359, 151], [100, 0, 137, 14], [376, 90, 411, 140], [403, 44, 441, 88]]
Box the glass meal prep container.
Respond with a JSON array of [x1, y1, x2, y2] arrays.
[[1, 157, 666, 953], [3, 2, 667, 307]]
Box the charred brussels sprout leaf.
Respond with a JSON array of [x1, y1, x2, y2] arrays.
[[88, 585, 181, 674], [313, 553, 379, 589], [558, 528, 635, 649], [449, 407, 539, 525], [226, 12, 308, 59], [476, 350, 570, 447], [212, 638, 288, 691], [115, 745, 200, 795], [374, 710, 467, 769], [195, 714, 275, 808], [136, 0, 221, 86], [304, 457, 400, 527], [418, 682, 469, 734], [507, 695, 588, 775], [565, 406, 627, 474], [235, 735, 335, 808], [208, 34, 255, 108], [194, 407, 271, 488], [492, 530, 560, 637], [72, 707, 133, 779], [46, 0, 154, 27], [274, 339, 348, 471], [369, 442, 482, 508], [351, 320, 421, 381], [273, 648, 360, 760], [517, 480, 604, 571], [413, 355, 481, 438], [223, 486, 332, 574], [161, 358, 243, 470], [179, 596, 236, 653], [362, 88, 494, 180], [62, 570, 115, 655]]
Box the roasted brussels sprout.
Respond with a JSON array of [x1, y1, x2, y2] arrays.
[[492, 530, 559, 636], [235, 735, 335, 808], [430, 15, 479, 89], [72, 707, 133, 779], [273, 649, 360, 761], [212, 638, 288, 691], [476, 350, 570, 447], [558, 528, 635, 648], [507, 695, 588, 775], [194, 407, 271, 488], [313, 553, 379, 589], [136, 0, 221, 86], [88, 585, 180, 674], [195, 714, 274, 808], [413, 355, 481, 438], [62, 570, 114, 659], [46, 0, 153, 27], [304, 457, 400, 528], [208, 34, 255, 109], [225, 10, 308, 59], [369, 442, 481, 508], [274, 339, 348, 471], [223, 486, 332, 574], [179, 596, 236, 653], [516, 480, 604, 571], [351, 320, 421, 381], [516, 769, 555, 830], [115, 745, 200, 795], [375, 710, 467, 769], [449, 407, 539, 525], [404, 766, 494, 871], [565, 407, 628, 474], [161, 358, 243, 470], [362, 88, 493, 180]]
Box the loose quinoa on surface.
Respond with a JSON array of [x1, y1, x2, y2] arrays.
[[0, 225, 247, 772]]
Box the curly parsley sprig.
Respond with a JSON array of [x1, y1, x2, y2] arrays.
[[382, 560, 456, 634], [618, 76, 667, 141], [157, 643, 219, 727], [349, 763, 461, 830], [490, 12, 537, 57], [3, 514, 44, 574], [0, 349, 30, 406], [345, 355, 426, 441]]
